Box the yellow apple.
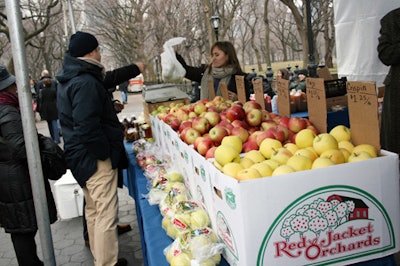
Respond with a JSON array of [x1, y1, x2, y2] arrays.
[[259, 138, 283, 159], [270, 147, 293, 165], [295, 128, 317, 149], [313, 133, 338, 155], [338, 140, 354, 153], [170, 252, 192, 266], [311, 157, 336, 169], [236, 168, 262, 180], [352, 144, 378, 158], [294, 148, 318, 162], [243, 150, 265, 163], [222, 162, 244, 178], [329, 125, 351, 142], [262, 159, 281, 170], [221, 135, 243, 153], [214, 144, 240, 166], [240, 157, 255, 169], [319, 149, 346, 164], [286, 155, 312, 171], [340, 148, 351, 162], [272, 165, 295, 176], [250, 162, 273, 177], [284, 142, 299, 155], [213, 160, 223, 171], [348, 151, 373, 162]]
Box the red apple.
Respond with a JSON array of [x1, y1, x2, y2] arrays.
[[230, 126, 249, 143], [196, 137, 215, 156], [267, 127, 286, 143], [183, 128, 201, 145], [205, 146, 217, 159], [209, 126, 229, 144], [191, 116, 211, 135], [278, 116, 290, 128], [275, 125, 290, 142], [163, 113, 181, 131], [225, 105, 245, 122], [203, 111, 221, 127], [245, 109, 262, 127], [261, 110, 272, 121], [242, 140, 259, 152], [179, 120, 192, 133], [217, 120, 234, 135], [256, 130, 276, 146], [231, 119, 249, 130], [243, 101, 262, 112], [260, 119, 276, 131], [288, 116, 307, 133]]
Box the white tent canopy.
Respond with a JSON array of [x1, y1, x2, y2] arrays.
[[333, 0, 399, 86]]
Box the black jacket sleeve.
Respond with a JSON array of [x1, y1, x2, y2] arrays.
[[104, 64, 141, 90], [176, 53, 206, 84]]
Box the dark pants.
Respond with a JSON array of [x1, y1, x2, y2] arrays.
[[10, 231, 43, 266]]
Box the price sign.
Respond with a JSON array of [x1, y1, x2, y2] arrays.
[[208, 79, 215, 99], [219, 82, 229, 100], [346, 81, 380, 150], [306, 78, 327, 133], [235, 75, 247, 103], [276, 78, 290, 118], [253, 78, 265, 110]]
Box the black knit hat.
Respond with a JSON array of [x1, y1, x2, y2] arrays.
[[0, 65, 16, 91], [68, 31, 99, 57], [298, 69, 309, 76]]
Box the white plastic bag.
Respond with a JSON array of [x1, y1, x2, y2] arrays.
[[161, 37, 186, 80]]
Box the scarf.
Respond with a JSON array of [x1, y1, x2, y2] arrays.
[[200, 66, 235, 100], [0, 91, 19, 110], [78, 57, 106, 79]]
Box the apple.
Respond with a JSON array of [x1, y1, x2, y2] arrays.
[[183, 127, 201, 145], [165, 172, 183, 182], [294, 148, 318, 162], [216, 120, 234, 134], [286, 155, 312, 171], [163, 113, 181, 131], [256, 130, 275, 146], [188, 111, 197, 118], [259, 138, 283, 159], [295, 128, 317, 148], [240, 157, 255, 169], [245, 108, 263, 127], [191, 116, 210, 135], [236, 168, 262, 181], [261, 110, 272, 121], [319, 149, 346, 164], [190, 209, 210, 229], [288, 116, 307, 133], [243, 100, 262, 112], [311, 157, 336, 169], [348, 151, 373, 162], [263, 159, 280, 170], [175, 109, 189, 122], [278, 116, 290, 128], [194, 101, 207, 115], [243, 150, 266, 163], [352, 144, 378, 158], [214, 144, 241, 166], [209, 126, 229, 144], [226, 105, 245, 122], [313, 133, 338, 155], [230, 126, 249, 143], [221, 135, 243, 153], [260, 120, 277, 131], [250, 162, 273, 177], [179, 120, 192, 133], [231, 119, 250, 130], [242, 139, 259, 152], [307, 125, 319, 135], [270, 147, 293, 165], [267, 126, 287, 143], [272, 165, 295, 176], [340, 148, 351, 162], [196, 137, 215, 156], [203, 111, 221, 127], [222, 162, 244, 178], [170, 252, 192, 266], [284, 143, 299, 155], [329, 125, 351, 142], [338, 140, 354, 153], [205, 146, 217, 159]]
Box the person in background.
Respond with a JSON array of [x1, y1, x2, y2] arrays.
[[38, 77, 60, 144], [277, 68, 290, 80], [34, 69, 57, 96], [119, 80, 129, 104], [56, 31, 144, 266], [0, 65, 57, 266], [176, 41, 251, 101], [377, 7, 400, 155], [290, 68, 308, 92]]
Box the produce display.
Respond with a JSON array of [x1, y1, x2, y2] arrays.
[[150, 97, 379, 180]]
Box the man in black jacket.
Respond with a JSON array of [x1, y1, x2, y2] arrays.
[[56, 31, 144, 266]]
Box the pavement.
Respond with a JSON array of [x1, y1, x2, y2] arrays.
[[0, 91, 146, 266]]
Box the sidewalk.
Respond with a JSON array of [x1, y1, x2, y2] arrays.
[[0, 92, 145, 266]]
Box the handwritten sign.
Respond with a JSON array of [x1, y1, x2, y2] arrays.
[[208, 79, 215, 99], [306, 78, 327, 133], [347, 81, 380, 150], [235, 75, 247, 103], [276, 78, 290, 118], [253, 78, 265, 110], [220, 82, 229, 100]]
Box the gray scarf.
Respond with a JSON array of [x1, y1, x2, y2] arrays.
[[78, 57, 106, 79], [200, 66, 234, 100]]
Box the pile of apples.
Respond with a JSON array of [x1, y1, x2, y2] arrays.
[[153, 97, 379, 180]]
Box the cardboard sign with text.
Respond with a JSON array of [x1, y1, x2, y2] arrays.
[[253, 78, 265, 110], [347, 81, 380, 151], [220, 82, 229, 100], [306, 78, 328, 133], [208, 79, 215, 99], [276, 78, 290, 118], [235, 75, 247, 103]]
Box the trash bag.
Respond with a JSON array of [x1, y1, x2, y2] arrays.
[[160, 37, 186, 81]]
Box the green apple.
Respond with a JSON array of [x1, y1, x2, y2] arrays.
[[243, 150, 266, 163], [221, 135, 243, 153], [286, 155, 312, 171], [329, 125, 351, 142], [272, 165, 295, 176], [190, 209, 210, 229], [319, 149, 345, 164], [352, 144, 378, 158], [165, 172, 183, 182], [311, 157, 336, 169], [295, 128, 317, 149], [214, 144, 240, 166], [170, 252, 192, 266], [313, 133, 338, 155], [259, 138, 283, 159], [222, 162, 244, 178]]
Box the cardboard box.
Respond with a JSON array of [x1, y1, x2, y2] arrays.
[[142, 98, 190, 124], [54, 170, 84, 220]]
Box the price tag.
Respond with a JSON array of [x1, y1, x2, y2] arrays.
[[220, 82, 229, 100], [306, 78, 327, 133], [208, 79, 215, 99], [235, 75, 247, 103], [253, 78, 265, 110], [346, 81, 380, 150], [276, 78, 290, 118]]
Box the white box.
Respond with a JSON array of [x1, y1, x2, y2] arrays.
[[54, 170, 84, 220], [209, 150, 400, 266]]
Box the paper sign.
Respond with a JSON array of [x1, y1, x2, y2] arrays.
[[235, 75, 247, 103], [276, 78, 290, 118], [317, 66, 334, 80], [253, 78, 265, 110], [208, 79, 215, 99], [306, 78, 327, 133], [220, 82, 229, 100], [346, 81, 380, 151]]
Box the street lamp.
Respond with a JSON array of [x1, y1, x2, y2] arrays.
[[210, 15, 220, 41]]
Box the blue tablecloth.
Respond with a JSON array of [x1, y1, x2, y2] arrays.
[[123, 141, 396, 266], [291, 108, 350, 131]]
